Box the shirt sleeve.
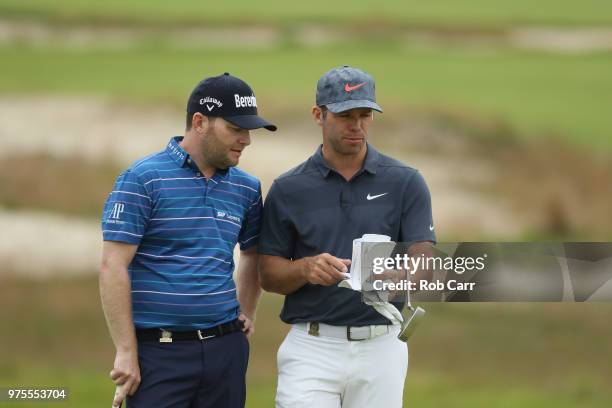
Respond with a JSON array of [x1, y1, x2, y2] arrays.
[[238, 182, 263, 251], [399, 171, 436, 244], [257, 180, 296, 258], [101, 169, 152, 245]]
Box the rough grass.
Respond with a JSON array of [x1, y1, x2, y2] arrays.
[[500, 142, 612, 240], [0, 154, 121, 217], [1, 276, 611, 407]]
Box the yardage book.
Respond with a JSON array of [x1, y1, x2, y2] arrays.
[[339, 234, 392, 291]]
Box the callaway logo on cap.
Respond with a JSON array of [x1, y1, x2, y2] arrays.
[[187, 72, 277, 131], [316, 65, 383, 113]]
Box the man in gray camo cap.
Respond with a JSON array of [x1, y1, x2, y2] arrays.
[[258, 65, 436, 407]]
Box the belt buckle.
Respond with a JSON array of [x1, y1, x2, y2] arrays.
[[346, 326, 366, 342], [197, 330, 216, 341], [159, 329, 173, 343], [370, 325, 389, 338]]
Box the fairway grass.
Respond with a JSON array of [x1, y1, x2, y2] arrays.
[[2, 0, 612, 27]]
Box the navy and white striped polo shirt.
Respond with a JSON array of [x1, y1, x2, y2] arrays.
[[101, 136, 262, 331]]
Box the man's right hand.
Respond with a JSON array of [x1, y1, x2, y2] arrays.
[[110, 350, 141, 407], [301, 253, 351, 286]]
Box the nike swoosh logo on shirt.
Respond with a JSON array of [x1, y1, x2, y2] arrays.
[[429, 224, 435, 231], [344, 82, 366, 92], [367, 193, 388, 200]]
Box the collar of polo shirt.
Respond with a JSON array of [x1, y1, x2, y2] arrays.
[[311, 143, 380, 178], [167, 136, 228, 177]]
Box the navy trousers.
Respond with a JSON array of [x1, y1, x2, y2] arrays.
[[127, 331, 249, 408]]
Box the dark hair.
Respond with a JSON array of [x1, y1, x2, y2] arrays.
[[319, 105, 328, 119], [186, 112, 194, 131]]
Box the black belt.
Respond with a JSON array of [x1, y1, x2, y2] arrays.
[[136, 319, 244, 342]]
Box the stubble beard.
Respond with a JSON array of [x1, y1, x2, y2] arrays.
[[328, 133, 366, 156], [202, 131, 236, 170]]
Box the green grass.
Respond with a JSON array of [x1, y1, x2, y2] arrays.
[[5, 367, 610, 407], [2, 44, 612, 149], [2, 0, 612, 27], [1, 277, 611, 407]]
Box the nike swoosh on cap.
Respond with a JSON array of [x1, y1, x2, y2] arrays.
[[344, 82, 366, 92]]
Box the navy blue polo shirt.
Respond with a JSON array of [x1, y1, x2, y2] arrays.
[[259, 144, 435, 326], [101, 136, 262, 331]]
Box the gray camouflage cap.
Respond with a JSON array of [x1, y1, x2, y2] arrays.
[[316, 65, 383, 113]]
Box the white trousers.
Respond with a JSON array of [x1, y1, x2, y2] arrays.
[[276, 325, 408, 408]]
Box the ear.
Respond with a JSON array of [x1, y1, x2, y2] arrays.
[[312, 105, 324, 128], [193, 113, 211, 134]]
